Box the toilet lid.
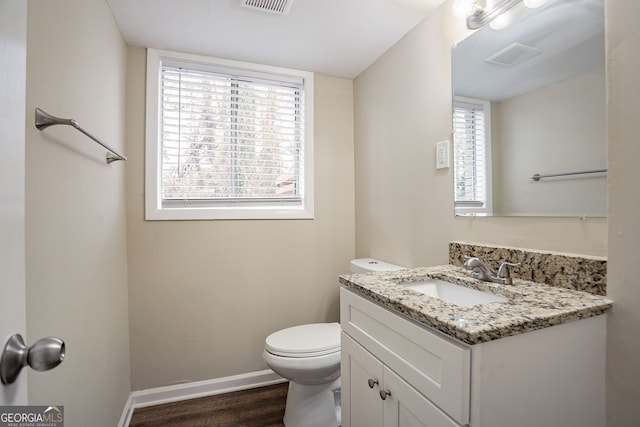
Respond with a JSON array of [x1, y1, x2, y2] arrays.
[[265, 323, 341, 357]]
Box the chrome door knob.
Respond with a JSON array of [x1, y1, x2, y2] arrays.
[[0, 334, 65, 385]]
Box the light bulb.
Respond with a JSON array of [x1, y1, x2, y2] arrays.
[[523, 0, 549, 8], [452, 0, 476, 19], [489, 13, 511, 30]]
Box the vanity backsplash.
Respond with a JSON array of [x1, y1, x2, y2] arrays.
[[449, 241, 606, 296]]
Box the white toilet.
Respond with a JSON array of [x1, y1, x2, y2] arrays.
[[349, 257, 405, 274], [263, 258, 404, 427], [263, 322, 341, 427]]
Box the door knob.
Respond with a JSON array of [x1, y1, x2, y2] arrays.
[[367, 378, 379, 389], [0, 334, 65, 385], [379, 389, 391, 400]]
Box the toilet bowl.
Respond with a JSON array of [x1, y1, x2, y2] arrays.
[[263, 322, 341, 427], [263, 259, 404, 426]]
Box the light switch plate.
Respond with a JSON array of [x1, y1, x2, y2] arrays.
[[436, 140, 449, 169]]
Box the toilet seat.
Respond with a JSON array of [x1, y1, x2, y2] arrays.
[[265, 323, 340, 358]]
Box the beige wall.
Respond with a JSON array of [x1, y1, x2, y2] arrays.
[[354, 1, 607, 272], [25, 0, 131, 425], [355, 0, 639, 424], [125, 47, 355, 390], [492, 67, 606, 217], [605, 1, 640, 425], [355, 5, 466, 268]]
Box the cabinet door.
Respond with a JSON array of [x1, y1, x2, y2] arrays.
[[341, 288, 470, 424], [341, 332, 384, 427], [383, 368, 462, 427]]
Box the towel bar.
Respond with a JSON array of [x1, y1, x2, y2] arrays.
[[35, 108, 127, 164]]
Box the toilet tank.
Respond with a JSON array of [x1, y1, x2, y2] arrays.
[[350, 258, 405, 273]]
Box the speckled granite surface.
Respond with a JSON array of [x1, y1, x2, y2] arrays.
[[449, 241, 607, 296], [339, 265, 612, 345]]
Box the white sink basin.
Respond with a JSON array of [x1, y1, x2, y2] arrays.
[[403, 279, 507, 307]]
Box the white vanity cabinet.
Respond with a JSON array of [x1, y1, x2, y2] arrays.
[[342, 333, 463, 427], [341, 288, 470, 427], [340, 287, 607, 427]]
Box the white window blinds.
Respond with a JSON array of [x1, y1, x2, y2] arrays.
[[453, 103, 487, 207], [160, 65, 305, 203]]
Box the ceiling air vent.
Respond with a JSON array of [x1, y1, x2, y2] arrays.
[[486, 42, 541, 67], [240, 0, 294, 15]]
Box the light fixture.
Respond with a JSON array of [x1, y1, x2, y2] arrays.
[[489, 0, 530, 30], [452, 0, 480, 19], [459, 0, 551, 29], [465, 0, 522, 29]]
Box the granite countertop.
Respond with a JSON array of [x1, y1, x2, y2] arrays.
[[339, 265, 613, 345]]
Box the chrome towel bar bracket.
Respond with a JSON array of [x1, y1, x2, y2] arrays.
[[35, 108, 127, 164]]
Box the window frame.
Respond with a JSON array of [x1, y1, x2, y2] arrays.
[[453, 96, 493, 216], [145, 48, 314, 221]]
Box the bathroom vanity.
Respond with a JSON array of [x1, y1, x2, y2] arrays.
[[339, 263, 612, 427]]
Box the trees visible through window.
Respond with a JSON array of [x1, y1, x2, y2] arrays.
[[145, 49, 314, 220], [161, 67, 303, 201]]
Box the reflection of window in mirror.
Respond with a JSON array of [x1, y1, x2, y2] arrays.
[[453, 97, 492, 216]]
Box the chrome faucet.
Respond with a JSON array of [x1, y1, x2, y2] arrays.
[[463, 256, 520, 285]]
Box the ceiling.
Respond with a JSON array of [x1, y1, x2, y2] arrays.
[[106, 0, 446, 79]]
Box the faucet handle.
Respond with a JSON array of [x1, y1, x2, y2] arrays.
[[463, 256, 480, 268], [497, 262, 521, 279]]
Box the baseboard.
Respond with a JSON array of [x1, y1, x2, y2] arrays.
[[117, 369, 285, 427]]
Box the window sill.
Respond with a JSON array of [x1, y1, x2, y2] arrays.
[[145, 204, 314, 221]]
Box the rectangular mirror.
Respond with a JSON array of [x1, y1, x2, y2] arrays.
[[451, 0, 605, 217]]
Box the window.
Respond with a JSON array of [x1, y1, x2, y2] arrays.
[[453, 97, 492, 215], [145, 49, 314, 220]]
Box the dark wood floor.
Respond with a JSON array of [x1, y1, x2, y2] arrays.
[[129, 382, 288, 427]]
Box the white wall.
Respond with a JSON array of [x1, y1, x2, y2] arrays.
[[605, 2, 640, 425], [25, 0, 131, 425], [125, 47, 356, 390], [492, 67, 606, 217]]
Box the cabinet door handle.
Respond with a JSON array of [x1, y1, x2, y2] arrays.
[[367, 378, 379, 389], [379, 389, 391, 400]]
